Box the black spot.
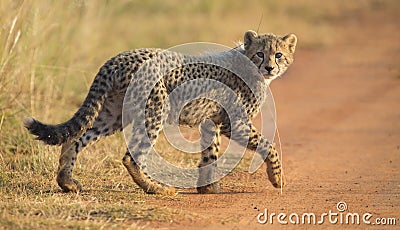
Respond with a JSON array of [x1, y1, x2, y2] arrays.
[[203, 156, 209, 163], [100, 81, 107, 87], [97, 88, 106, 95], [74, 143, 79, 153], [94, 129, 101, 136], [210, 155, 217, 160]]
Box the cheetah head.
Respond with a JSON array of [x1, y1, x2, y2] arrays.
[[243, 30, 297, 83]]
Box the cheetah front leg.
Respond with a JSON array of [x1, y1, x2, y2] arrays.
[[122, 83, 175, 196], [264, 143, 284, 188], [122, 151, 176, 196], [122, 126, 176, 196], [221, 122, 284, 188], [196, 121, 222, 194]]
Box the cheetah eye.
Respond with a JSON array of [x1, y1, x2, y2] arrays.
[[275, 52, 283, 59], [256, 52, 264, 58]]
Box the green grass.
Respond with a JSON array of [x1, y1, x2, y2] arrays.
[[0, 0, 399, 229]]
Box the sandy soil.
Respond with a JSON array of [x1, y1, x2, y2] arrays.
[[138, 8, 400, 230]]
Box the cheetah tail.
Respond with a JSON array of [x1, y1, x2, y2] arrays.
[[23, 78, 110, 145]]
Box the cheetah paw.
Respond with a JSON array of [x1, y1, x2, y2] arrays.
[[58, 179, 83, 193], [197, 183, 221, 194]]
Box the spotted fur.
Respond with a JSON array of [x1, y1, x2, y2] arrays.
[[23, 31, 297, 195]]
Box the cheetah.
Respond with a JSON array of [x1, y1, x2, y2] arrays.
[[23, 30, 297, 195]]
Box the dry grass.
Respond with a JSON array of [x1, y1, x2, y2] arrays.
[[0, 0, 398, 229]]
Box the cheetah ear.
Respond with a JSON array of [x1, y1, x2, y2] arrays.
[[244, 30, 258, 50], [282, 33, 297, 53]]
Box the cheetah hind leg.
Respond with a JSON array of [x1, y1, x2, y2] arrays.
[[265, 144, 285, 188], [57, 142, 82, 192], [56, 120, 118, 192], [122, 152, 176, 196]]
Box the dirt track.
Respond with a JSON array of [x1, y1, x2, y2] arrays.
[[144, 9, 399, 229]]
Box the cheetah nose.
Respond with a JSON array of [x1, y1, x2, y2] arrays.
[[265, 66, 274, 73]]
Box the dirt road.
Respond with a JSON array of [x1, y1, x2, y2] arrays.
[[145, 9, 400, 229]]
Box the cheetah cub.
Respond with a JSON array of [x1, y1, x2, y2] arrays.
[[24, 30, 297, 195]]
